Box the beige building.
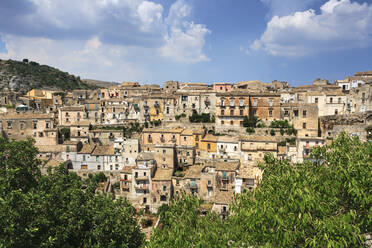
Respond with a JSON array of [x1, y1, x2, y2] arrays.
[[1, 112, 57, 146]]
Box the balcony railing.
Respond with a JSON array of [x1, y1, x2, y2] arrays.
[[134, 184, 148, 190], [135, 176, 149, 181]]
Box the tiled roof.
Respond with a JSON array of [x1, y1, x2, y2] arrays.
[[214, 191, 233, 205], [78, 144, 96, 154], [153, 169, 173, 181], [215, 161, 240, 171], [91, 145, 114, 156], [184, 165, 204, 179]]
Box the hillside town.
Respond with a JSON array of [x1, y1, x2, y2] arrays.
[[0, 70, 371, 217]]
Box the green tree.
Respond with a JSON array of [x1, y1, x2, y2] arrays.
[[148, 134, 372, 247], [243, 116, 260, 128], [0, 138, 144, 248]]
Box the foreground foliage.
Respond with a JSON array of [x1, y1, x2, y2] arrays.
[[0, 138, 144, 248], [149, 134, 372, 247]]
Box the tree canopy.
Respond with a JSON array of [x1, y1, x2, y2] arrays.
[[148, 133, 372, 247], [0, 138, 144, 248]]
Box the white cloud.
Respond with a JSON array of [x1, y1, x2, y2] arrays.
[[159, 0, 210, 63], [252, 0, 372, 57], [0, 35, 144, 81], [0, 0, 211, 83]]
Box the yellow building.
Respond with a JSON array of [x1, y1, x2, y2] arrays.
[[200, 134, 218, 153]]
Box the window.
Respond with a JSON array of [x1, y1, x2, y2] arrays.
[[338, 98, 341, 104], [135, 172, 138, 178], [46, 122, 50, 129], [240, 109, 243, 116], [303, 110, 307, 117], [166, 107, 169, 114], [335, 109, 338, 115], [221, 99, 225, 106], [284, 110, 289, 116], [66, 146, 70, 152], [240, 99, 244, 106], [230, 120, 234, 125], [303, 122, 306, 129], [269, 110, 273, 117], [294, 110, 299, 117], [196, 143, 199, 148], [33, 122, 37, 129], [230, 110, 234, 116], [253, 99, 257, 106], [230, 99, 235, 107], [97, 165, 101, 170], [110, 165, 113, 170], [315, 98, 318, 103], [221, 109, 225, 115], [160, 195, 167, 201], [163, 185, 167, 191], [163, 149, 166, 154], [83, 155, 86, 161], [143, 197, 147, 204], [330, 97, 333, 103], [234, 146, 237, 151], [184, 136, 187, 141], [207, 143, 211, 150], [221, 120, 224, 125], [115, 164, 119, 170], [7, 122, 12, 129], [269, 99, 273, 107]]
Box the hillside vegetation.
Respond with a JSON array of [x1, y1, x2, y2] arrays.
[[0, 59, 98, 91]]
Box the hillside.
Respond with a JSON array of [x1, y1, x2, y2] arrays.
[[82, 79, 119, 88], [0, 59, 99, 92]]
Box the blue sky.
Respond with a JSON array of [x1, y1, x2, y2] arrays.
[[0, 0, 372, 86]]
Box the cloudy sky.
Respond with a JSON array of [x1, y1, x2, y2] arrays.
[[1, 0, 372, 85]]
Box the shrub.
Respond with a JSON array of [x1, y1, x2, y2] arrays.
[[246, 127, 255, 134], [270, 129, 275, 136]]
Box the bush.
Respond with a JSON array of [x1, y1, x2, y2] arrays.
[[175, 113, 186, 120], [270, 120, 291, 128], [243, 116, 260, 128], [270, 129, 275, 136], [189, 113, 214, 123], [246, 127, 255, 134], [280, 128, 285, 136]]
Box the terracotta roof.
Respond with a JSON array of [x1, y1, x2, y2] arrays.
[[142, 127, 183, 133], [202, 134, 218, 142], [60, 106, 85, 111], [121, 166, 135, 173], [1, 112, 54, 120], [91, 145, 114, 156], [217, 136, 238, 143], [240, 135, 279, 142], [153, 169, 173, 181], [36, 145, 65, 153], [78, 144, 96, 154], [181, 129, 193, 136], [237, 165, 262, 179], [214, 191, 233, 205], [215, 161, 240, 171], [45, 159, 65, 168], [137, 152, 155, 161], [184, 165, 204, 179]]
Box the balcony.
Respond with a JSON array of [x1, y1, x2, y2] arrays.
[[134, 184, 148, 190], [147, 137, 153, 143], [135, 176, 149, 181], [154, 102, 160, 108], [144, 105, 149, 110], [160, 137, 165, 143]]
